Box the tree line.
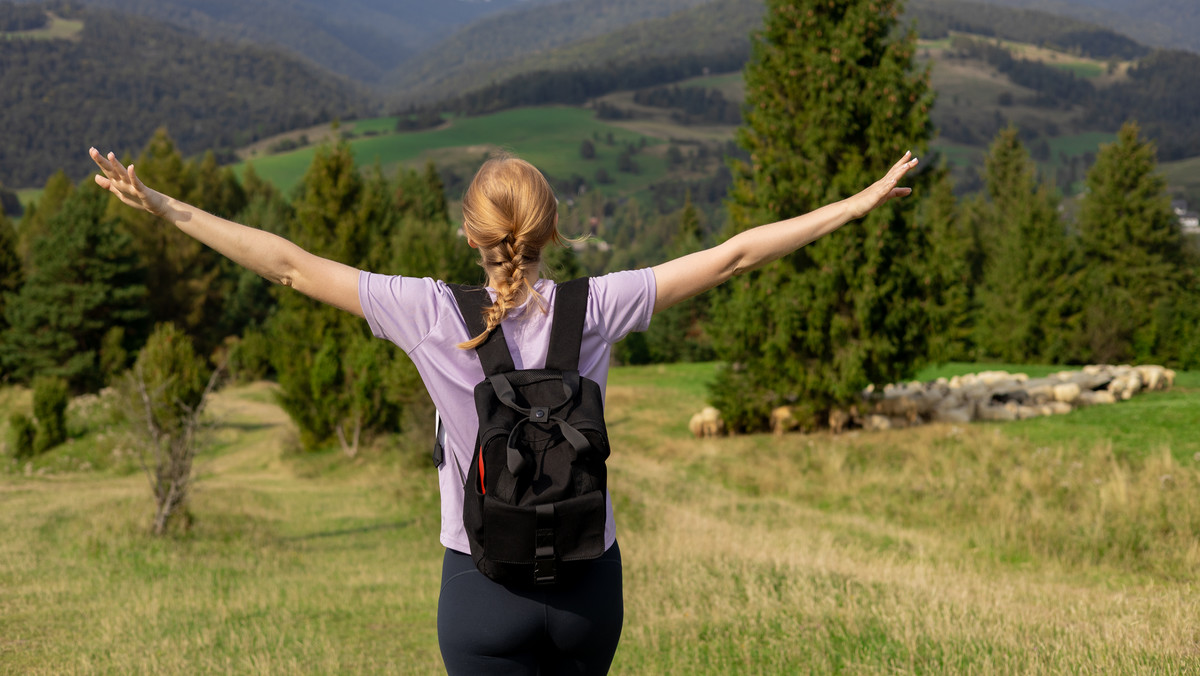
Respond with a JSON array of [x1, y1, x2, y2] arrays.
[[0, 2, 48, 31], [689, 0, 1198, 432], [1, 130, 479, 459]]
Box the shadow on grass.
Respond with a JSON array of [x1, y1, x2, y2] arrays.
[[279, 521, 412, 543]]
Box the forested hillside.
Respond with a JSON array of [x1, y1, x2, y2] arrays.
[[0, 3, 375, 187], [910, 0, 1148, 59], [977, 0, 1200, 54], [384, 0, 724, 104], [6, 0, 559, 83]]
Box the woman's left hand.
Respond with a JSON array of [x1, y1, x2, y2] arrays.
[[846, 151, 919, 219], [90, 147, 168, 217]]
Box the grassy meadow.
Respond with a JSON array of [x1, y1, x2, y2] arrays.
[[2, 363, 1199, 674], [235, 107, 668, 197]]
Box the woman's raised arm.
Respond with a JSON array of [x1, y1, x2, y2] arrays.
[[90, 148, 364, 317], [651, 152, 919, 314]]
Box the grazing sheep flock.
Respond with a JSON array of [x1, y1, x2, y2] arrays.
[[691, 364, 1176, 438]]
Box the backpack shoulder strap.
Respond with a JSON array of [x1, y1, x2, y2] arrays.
[[545, 277, 590, 372], [449, 284, 515, 375]]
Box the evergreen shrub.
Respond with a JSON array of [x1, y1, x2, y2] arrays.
[[31, 375, 68, 453], [8, 413, 34, 458]]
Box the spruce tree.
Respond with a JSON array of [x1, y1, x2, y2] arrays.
[[17, 170, 73, 269], [709, 0, 934, 431], [972, 129, 1080, 364], [645, 192, 714, 363], [0, 210, 22, 347], [1, 185, 148, 391], [915, 168, 974, 362], [267, 144, 473, 453], [1075, 122, 1188, 364], [268, 141, 383, 452], [107, 129, 228, 354]]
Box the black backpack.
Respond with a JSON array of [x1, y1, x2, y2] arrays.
[[448, 278, 610, 587]]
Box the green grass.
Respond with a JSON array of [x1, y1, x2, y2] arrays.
[[1046, 131, 1117, 158], [347, 117, 403, 135], [1, 13, 83, 41], [3, 364, 1199, 673], [12, 189, 44, 225], [1049, 61, 1105, 78], [237, 107, 668, 197], [1161, 154, 1200, 202]]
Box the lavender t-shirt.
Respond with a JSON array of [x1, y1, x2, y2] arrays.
[[359, 269, 656, 554]]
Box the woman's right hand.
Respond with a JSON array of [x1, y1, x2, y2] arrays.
[[90, 147, 168, 217]]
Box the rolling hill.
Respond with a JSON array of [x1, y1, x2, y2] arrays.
[[6, 0, 564, 83], [382, 0, 724, 105], [976, 0, 1200, 54], [0, 3, 375, 187]]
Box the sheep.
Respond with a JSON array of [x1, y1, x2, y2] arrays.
[[1078, 390, 1117, 406], [828, 407, 852, 435], [689, 406, 725, 438], [770, 406, 797, 436], [1052, 383, 1081, 404]]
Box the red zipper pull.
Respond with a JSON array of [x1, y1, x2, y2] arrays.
[[478, 445, 486, 494]]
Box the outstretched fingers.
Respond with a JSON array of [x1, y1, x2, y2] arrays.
[[89, 147, 160, 214], [879, 151, 919, 200]]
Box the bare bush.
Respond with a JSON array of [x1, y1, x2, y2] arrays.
[[121, 324, 222, 536]]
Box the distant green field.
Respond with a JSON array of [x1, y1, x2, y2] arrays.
[[1161, 155, 1200, 202], [1049, 61, 1104, 78], [1047, 131, 1116, 158], [678, 71, 745, 101], [928, 140, 984, 169], [16, 188, 42, 210], [348, 117, 405, 135], [238, 107, 668, 197]]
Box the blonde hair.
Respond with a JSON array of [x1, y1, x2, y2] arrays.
[[457, 155, 565, 350]]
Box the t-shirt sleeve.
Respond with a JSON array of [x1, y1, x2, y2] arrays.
[[590, 268, 656, 345], [359, 271, 444, 353]]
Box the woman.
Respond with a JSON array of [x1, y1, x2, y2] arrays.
[[90, 146, 918, 674]]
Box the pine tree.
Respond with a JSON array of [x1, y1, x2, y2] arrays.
[[267, 145, 474, 453], [645, 192, 714, 363], [915, 168, 974, 362], [17, 170, 73, 269], [268, 142, 382, 452], [1075, 122, 1188, 364], [709, 0, 935, 431], [1, 185, 148, 391], [972, 128, 1080, 363], [107, 129, 228, 354], [0, 210, 22, 348]]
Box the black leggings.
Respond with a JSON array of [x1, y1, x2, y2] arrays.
[[437, 542, 624, 675]]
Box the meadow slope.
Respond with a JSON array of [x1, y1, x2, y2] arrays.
[[1, 365, 1198, 674]]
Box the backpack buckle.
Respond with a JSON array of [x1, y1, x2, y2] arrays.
[[534, 504, 556, 584]]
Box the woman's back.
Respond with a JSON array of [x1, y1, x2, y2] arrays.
[[359, 269, 655, 554]]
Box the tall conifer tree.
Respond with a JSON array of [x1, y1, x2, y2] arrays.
[[645, 192, 714, 363], [268, 142, 389, 453], [972, 129, 1079, 363], [268, 144, 472, 453], [2, 185, 147, 391], [106, 129, 231, 354], [710, 0, 934, 430], [915, 169, 974, 362], [1075, 122, 1188, 363], [0, 211, 22, 353], [17, 170, 73, 269]]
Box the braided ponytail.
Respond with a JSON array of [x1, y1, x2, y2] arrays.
[[458, 156, 563, 350]]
